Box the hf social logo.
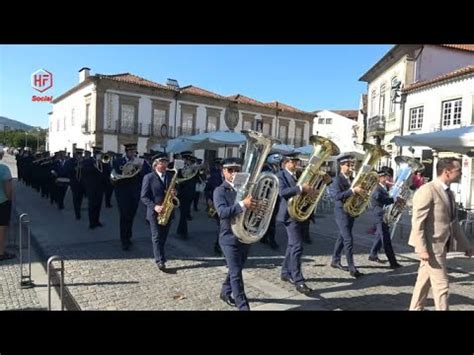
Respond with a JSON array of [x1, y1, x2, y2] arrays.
[[31, 69, 53, 102]]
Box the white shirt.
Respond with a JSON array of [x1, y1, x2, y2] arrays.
[[285, 168, 302, 193], [227, 179, 246, 210]]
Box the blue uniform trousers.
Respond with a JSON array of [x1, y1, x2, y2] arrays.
[[220, 242, 251, 311], [116, 193, 139, 246], [149, 218, 172, 264], [370, 222, 397, 264], [332, 214, 356, 272], [281, 221, 305, 285]]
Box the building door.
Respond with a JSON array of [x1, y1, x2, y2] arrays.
[[205, 149, 217, 166]]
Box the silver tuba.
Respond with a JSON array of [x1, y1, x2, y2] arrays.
[[110, 157, 143, 185], [383, 156, 424, 226], [231, 130, 280, 244]]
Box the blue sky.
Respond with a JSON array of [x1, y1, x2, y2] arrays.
[[0, 45, 392, 128]]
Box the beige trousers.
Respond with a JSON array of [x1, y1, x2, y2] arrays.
[[409, 254, 449, 311]]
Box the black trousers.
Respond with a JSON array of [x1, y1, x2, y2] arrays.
[[116, 194, 139, 245], [149, 218, 172, 264]]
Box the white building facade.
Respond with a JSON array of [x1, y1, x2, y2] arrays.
[[49, 69, 314, 162], [401, 66, 474, 208], [359, 45, 474, 169], [312, 110, 359, 152]]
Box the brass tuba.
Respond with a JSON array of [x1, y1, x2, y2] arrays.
[[383, 156, 424, 226], [157, 160, 184, 226], [343, 143, 389, 217], [231, 130, 280, 244], [288, 136, 340, 222]]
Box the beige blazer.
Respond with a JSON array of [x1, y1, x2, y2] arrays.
[[408, 179, 471, 256]]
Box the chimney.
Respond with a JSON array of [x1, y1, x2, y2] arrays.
[[79, 67, 91, 83], [166, 78, 179, 90]]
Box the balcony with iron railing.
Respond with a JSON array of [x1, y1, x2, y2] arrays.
[[293, 137, 306, 147], [367, 115, 386, 136], [81, 122, 90, 134]]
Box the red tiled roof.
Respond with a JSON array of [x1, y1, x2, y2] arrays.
[[227, 94, 269, 108], [96, 73, 174, 91], [180, 85, 228, 100], [403, 65, 474, 93], [332, 110, 358, 120], [266, 101, 306, 114], [440, 44, 474, 52]]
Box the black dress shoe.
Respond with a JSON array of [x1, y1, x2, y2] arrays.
[[220, 293, 236, 307], [157, 262, 166, 271], [330, 263, 349, 272], [296, 283, 313, 295], [368, 256, 386, 264], [350, 270, 363, 278], [389, 262, 402, 269], [281, 275, 295, 284]]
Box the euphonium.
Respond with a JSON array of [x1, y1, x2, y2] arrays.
[[288, 136, 340, 222], [343, 143, 389, 217], [383, 156, 424, 226], [157, 160, 184, 226], [231, 130, 280, 244], [110, 158, 143, 184]]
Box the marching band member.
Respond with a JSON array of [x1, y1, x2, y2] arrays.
[[63, 148, 85, 220], [82, 146, 105, 229], [329, 154, 365, 278], [368, 166, 402, 269], [277, 152, 315, 295], [260, 153, 281, 250], [141, 153, 176, 271], [114, 143, 151, 251], [213, 158, 256, 310], [103, 151, 115, 208], [205, 158, 224, 255]]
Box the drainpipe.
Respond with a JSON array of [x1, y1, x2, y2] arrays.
[[398, 92, 407, 157]]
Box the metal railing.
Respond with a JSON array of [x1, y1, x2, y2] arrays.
[[367, 115, 386, 135], [19, 213, 34, 289], [47, 256, 65, 311], [179, 127, 200, 136]]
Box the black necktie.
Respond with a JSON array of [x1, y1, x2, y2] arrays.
[[446, 188, 454, 221]]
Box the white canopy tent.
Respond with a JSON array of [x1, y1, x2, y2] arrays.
[[391, 126, 474, 155]]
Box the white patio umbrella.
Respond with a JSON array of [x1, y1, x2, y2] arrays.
[[271, 143, 295, 155], [150, 138, 195, 153], [182, 131, 246, 149], [392, 126, 474, 155]]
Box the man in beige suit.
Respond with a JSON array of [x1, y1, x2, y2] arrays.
[[409, 157, 473, 310]]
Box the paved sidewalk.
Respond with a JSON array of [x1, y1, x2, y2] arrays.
[[1, 153, 473, 310]]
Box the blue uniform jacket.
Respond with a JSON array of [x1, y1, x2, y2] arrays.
[[371, 184, 394, 224], [329, 174, 354, 210], [140, 170, 175, 222], [276, 169, 301, 224], [213, 181, 244, 246], [205, 168, 223, 201]]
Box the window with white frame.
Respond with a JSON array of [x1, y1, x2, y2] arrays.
[[318, 118, 324, 124], [442, 98, 462, 127], [325, 118, 332, 125], [263, 121, 271, 135], [390, 77, 398, 115], [182, 112, 194, 134], [279, 124, 288, 140], [153, 108, 167, 136], [207, 115, 218, 132], [379, 84, 386, 117], [56, 117, 60, 131], [121, 104, 135, 134], [63, 116, 66, 131], [371, 89, 377, 116], [409, 106, 424, 130], [71, 108, 75, 126], [243, 119, 253, 131], [85, 103, 91, 131]]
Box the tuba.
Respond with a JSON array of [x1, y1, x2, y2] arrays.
[[110, 157, 143, 185], [231, 130, 280, 244], [157, 160, 184, 226], [383, 156, 424, 226], [343, 143, 389, 217], [288, 136, 340, 222]]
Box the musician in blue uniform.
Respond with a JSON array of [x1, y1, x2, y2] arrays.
[[114, 143, 151, 251], [368, 166, 402, 269], [141, 153, 176, 270], [103, 151, 115, 208], [329, 154, 365, 278], [260, 153, 281, 250], [277, 153, 315, 295], [81, 147, 106, 229], [51, 150, 68, 210], [63, 148, 85, 220], [205, 158, 224, 255], [214, 158, 256, 310], [176, 151, 196, 239]]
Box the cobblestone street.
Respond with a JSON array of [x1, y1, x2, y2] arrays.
[[1, 153, 473, 311]]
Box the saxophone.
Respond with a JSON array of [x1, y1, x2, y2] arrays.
[[231, 130, 280, 244], [383, 156, 424, 226], [288, 136, 340, 222], [343, 143, 389, 217], [157, 159, 184, 226]]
